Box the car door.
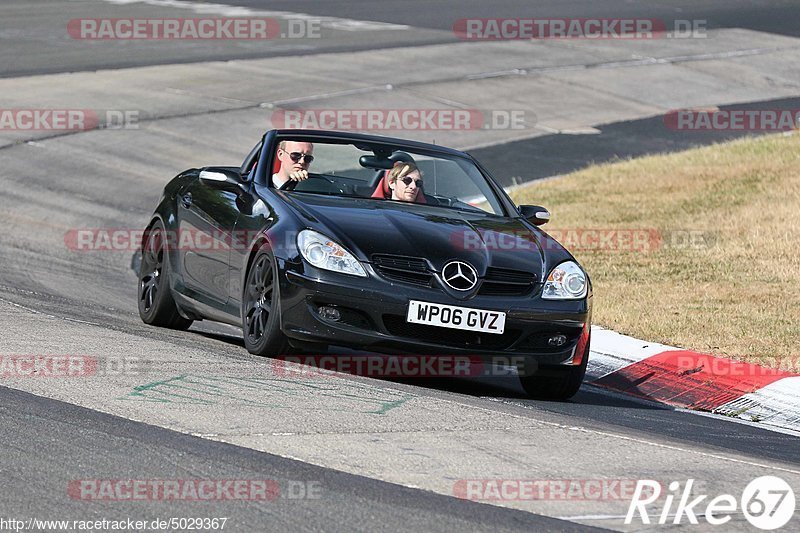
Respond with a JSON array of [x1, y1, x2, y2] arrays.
[[176, 174, 240, 308], [227, 183, 277, 312]]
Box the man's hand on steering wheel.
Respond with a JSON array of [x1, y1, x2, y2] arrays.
[[278, 170, 310, 190]]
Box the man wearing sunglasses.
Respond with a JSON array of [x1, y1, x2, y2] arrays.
[[386, 161, 424, 203], [272, 140, 314, 189]]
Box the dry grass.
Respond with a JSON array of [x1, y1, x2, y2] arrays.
[[509, 133, 800, 369]]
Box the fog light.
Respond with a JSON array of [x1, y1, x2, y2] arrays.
[[548, 334, 567, 347], [318, 306, 341, 322]]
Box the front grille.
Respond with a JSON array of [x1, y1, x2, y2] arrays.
[[373, 255, 427, 271], [372, 254, 432, 287], [382, 314, 520, 350], [479, 267, 537, 296]]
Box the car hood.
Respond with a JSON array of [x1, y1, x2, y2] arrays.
[[282, 193, 565, 278]]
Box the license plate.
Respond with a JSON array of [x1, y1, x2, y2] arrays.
[[406, 300, 506, 334]]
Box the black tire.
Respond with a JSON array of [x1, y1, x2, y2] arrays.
[[137, 221, 193, 330], [519, 338, 590, 400], [242, 247, 289, 357]]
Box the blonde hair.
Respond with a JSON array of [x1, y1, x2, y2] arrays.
[[386, 161, 421, 187]]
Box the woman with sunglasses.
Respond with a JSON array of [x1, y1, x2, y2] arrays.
[[386, 161, 425, 203]]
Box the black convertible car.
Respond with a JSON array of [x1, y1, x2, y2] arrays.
[[137, 129, 591, 399]]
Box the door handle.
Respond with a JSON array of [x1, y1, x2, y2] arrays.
[[181, 193, 193, 208]]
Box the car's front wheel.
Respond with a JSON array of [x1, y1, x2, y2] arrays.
[[242, 247, 289, 357], [137, 220, 193, 330], [518, 339, 589, 400]]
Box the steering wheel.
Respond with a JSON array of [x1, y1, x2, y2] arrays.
[[278, 173, 345, 194]]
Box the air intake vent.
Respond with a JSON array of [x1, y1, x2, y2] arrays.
[[479, 267, 537, 296], [372, 255, 432, 287]]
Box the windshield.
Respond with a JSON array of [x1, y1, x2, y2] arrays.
[[273, 139, 507, 216]]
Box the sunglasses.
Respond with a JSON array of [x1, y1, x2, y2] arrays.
[[287, 151, 314, 164], [399, 176, 423, 188]]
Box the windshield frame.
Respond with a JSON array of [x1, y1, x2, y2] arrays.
[[259, 131, 518, 218]]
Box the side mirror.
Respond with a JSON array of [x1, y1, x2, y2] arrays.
[[519, 205, 550, 226], [199, 168, 245, 192]]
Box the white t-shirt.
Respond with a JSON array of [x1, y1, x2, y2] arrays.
[[272, 173, 288, 189]]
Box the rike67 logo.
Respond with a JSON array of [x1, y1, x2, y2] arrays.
[[626, 476, 795, 529]]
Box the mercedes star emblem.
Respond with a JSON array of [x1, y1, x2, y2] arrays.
[[441, 261, 478, 291]]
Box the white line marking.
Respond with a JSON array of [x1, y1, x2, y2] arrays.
[[556, 514, 627, 521], [261, 85, 388, 107], [99, 0, 410, 31], [438, 396, 800, 475], [0, 296, 104, 328], [558, 511, 749, 521]]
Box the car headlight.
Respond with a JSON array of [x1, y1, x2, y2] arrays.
[[542, 261, 587, 300], [297, 229, 367, 277]]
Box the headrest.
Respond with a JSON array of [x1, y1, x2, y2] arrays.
[[371, 171, 391, 199]]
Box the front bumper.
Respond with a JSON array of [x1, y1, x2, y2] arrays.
[[277, 259, 591, 367]]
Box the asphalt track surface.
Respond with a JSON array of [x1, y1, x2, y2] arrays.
[[1, 385, 592, 532], [2, 1, 800, 531], [5, 0, 800, 77], [215, 0, 800, 37]]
